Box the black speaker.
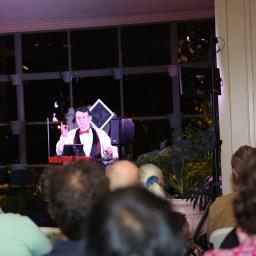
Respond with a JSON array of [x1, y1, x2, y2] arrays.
[[111, 118, 134, 146]]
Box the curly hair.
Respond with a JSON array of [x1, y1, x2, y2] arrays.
[[234, 154, 256, 235], [43, 160, 109, 240]]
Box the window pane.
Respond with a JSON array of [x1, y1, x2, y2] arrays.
[[0, 82, 17, 122], [0, 126, 18, 164], [24, 79, 69, 122], [0, 35, 15, 74], [182, 116, 212, 131], [73, 76, 120, 115], [71, 28, 118, 70], [180, 67, 211, 115], [121, 24, 170, 67], [133, 119, 170, 158], [26, 124, 60, 164], [123, 74, 172, 116], [22, 32, 68, 73], [178, 19, 215, 63]]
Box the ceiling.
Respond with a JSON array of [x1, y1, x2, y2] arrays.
[[0, 0, 214, 34]]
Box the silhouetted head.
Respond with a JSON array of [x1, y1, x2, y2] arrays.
[[231, 145, 256, 187], [234, 155, 256, 235], [43, 160, 109, 240], [106, 160, 140, 191], [139, 163, 166, 198], [86, 187, 186, 256]]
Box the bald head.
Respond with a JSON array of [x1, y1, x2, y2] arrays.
[[106, 160, 140, 191]]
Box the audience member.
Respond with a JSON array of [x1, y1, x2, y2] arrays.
[[0, 212, 52, 256], [43, 160, 109, 256], [139, 163, 203, 254], [106, 160, 139, 191], [205, 152, 256, 255], [207, 145, 256, 239], [139, 163, 166, 198], [85, 186, 187, 256]]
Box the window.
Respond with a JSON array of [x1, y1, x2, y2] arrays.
[[22, 32, 68, 73], [0, 35, 15, 74], [71, 28, 118, 70], [121, 24, 170, 67]]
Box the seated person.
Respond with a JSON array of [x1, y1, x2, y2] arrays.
[[139, 163, 203, 255], [205, 153, 256, 255], [0, 212, 52, 256], [106, 160, 140, 191], [207, 145, 256, 238], [139, 163, 166, 198], [85, 187, 187, 256], [42, 160, 110, 256], [56, 106, 118, 160]]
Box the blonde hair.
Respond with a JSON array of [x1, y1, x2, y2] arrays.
[[139, 163, 166, 199]]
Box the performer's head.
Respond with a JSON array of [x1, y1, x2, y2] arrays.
[[75, 106, 92, 130]]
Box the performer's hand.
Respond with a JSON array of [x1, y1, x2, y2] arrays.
[[104, 147, 113, 158], [60, 122, 68, 137]]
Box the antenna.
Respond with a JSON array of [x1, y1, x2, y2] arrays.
[[47, 117, 50, 158]]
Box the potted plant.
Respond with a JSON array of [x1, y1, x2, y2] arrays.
[[136, 127, 215, 210]]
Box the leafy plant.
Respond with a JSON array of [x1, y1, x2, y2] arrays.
[[136, 127, 216, 210]]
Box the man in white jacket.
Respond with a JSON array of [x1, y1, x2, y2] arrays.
[[56, 106, 118, 160]]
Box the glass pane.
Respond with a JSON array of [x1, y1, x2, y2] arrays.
[[0, 35, 15, 74], [22, 32, 68, 73], [24, 79, 69, 122], [123, 74, 172, 116], [178, 19, 215, 63], [182, 116, 212, 131], [121, 24, 170, 67], [26, 124, 60, 164], [73, 76, 120, 115], [0, 82, 17, 122], [0, 126, 19, 164], [180, 67, 211, 115], [133, 119, 170, 158], [71, 28, 118, 70]]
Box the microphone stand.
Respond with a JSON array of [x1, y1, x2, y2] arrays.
[[192, 34, 222, 242]]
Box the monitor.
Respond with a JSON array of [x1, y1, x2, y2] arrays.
[[62, 144, 84, 156]]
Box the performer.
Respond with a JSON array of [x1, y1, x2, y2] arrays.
[[56, 106, 118, 159]]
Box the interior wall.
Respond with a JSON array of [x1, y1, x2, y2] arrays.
[[215, 0, 256, 194]]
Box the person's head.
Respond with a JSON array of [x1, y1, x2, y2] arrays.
[[106, 160, 140, 191], [43, 160, 109, 240], [139, 163, 166, 198], [86, 187, 186, 256], [75, 106, 92, 130], [231, 145, 256, 187], [234, 154, 256, 236]]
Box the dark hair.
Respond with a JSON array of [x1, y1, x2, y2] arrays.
[[44, 160, 109, 240], [234, 154, 256, 235], [86, 187, 186, 256], [75, 106, 91, 116]]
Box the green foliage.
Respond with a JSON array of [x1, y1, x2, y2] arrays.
[[136, 127, 213, 208]]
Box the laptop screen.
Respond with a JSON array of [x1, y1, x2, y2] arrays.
[[62, 144, 84, 156]]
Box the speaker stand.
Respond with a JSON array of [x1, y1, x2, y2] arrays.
[[118, 146, 126, 160]]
